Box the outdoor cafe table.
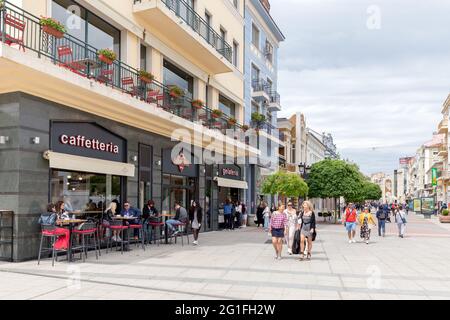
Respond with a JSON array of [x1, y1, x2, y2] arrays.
[[161, 213, 176, 244], [72, 58, 100, 77], [112, 216, 137, 251], [56, 219, 87, 262]]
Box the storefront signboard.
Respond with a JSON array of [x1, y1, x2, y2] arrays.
[[51, 121, 126, 162]]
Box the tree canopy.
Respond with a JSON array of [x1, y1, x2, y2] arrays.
[[261, 171, 308, 198], [307, 159, 365, 202]]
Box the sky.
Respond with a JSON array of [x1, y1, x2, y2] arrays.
[[270, 0, 450, 175]]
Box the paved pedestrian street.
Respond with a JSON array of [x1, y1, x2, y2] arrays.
[[1, 213, 450, 300]]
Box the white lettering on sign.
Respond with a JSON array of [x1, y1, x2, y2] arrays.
[[60, 134, 119, 154], [222, 168, 239, 177]]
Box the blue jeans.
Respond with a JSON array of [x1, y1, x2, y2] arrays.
[[166, 219, 183, 233], [378, 219, 386, 236], [264, 216, 270, 231]]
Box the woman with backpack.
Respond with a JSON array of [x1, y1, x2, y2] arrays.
[[376, 205, 387, 237], [395, 205, 407, 238]]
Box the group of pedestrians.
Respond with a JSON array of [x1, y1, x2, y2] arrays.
[[343, 202, 408, 244], [222, 200, 247, 230], [268, 201, 316, 261]]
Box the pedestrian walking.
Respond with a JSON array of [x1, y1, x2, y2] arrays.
[[263, 202, 271, 231], [376, 205, 387, 237], [298, 201, 316, 261], [359, 207, 377, 244], [284, 202, 298, 255], [241, 202, 247, 227], [234, 201, 241, 229], [395, 205, 407, 238], [223, 199, 233, 230], [256, 202, 265, 228], [269, 204, 288, 260], [343, 203, 357, 243], [189, 200, 203, 245]]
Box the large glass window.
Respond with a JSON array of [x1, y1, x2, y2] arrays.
[[251, 64, 260, 82], [52, 0, 121, 57], [163, 60, 194, 99], [252, 23, 260, 49], [51, 170, 122, 214], [219, 95, 236, 118]]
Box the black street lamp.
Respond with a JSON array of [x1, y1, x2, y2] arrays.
[[298, 162, 311, 179]]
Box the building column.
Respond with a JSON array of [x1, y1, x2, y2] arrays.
[[149, 47, 164, 83]]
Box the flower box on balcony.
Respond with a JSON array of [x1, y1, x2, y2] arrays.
[[211, 109, 223, 119], [191, 99, 204, 109], [241, 125, 249, 132], [227, 117, 237, 126], [169, 86, 184, 99], [138, 70, 155, 84], [40, 17, 66, 39], [98, 49, 116, 65]]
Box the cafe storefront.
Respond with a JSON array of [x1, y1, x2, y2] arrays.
[[46, 121, 133, 218]]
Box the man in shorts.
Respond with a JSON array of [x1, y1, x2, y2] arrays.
[[343, 203, 357, 243]]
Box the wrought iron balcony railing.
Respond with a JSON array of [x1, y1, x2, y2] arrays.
[[0, 1, 239, 134], [133, 0, 232, 63], [270, 91, 281, 105], [251, 79, 272, 96]]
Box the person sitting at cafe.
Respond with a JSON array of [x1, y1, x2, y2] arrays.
[[103, 202, 120, 242], [166, 202, 188, 236], [142, 200, 160, 243], [55, 200, 69, 220], [121, 201, 142, 240], [39, 203, 70, 250]]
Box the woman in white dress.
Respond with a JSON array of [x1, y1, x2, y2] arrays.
[[189, 200, 203, 245], [284, 202, 298, 255]]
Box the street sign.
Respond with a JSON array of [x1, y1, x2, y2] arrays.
[[432, 168, 438, 186]]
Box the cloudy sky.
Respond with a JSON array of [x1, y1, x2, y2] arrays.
[[270, 0, 450, 175]]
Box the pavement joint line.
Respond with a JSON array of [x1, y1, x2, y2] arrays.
[[28, 286, 69, 300], [0, 269, 234, 300], [2, 267, 450, 298]]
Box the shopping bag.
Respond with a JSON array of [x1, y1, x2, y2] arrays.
[[292, 230, 301, 254]]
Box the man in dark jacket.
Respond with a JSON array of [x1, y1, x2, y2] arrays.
[[376, 206, 387, 237]]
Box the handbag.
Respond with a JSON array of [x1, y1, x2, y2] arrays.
[[312, 230, 317, 242], [292, 230, 301, 254], [218, 215, 224, 224]]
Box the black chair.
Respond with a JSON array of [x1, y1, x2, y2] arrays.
[[145, 219, 165, 246], [172, 222, 190, 247], [37, 225, 68, 267]]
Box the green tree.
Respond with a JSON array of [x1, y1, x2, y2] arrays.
[[261, 171, 308, 199], [363, 182, 382, 201], [307, 159, 365, 220]]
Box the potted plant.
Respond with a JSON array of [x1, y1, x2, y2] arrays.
[[169, 86, 184, 98], [227, 117, 237, 126], [251, 112, 266, 132], [241, 124, 249, 132], [191, 99, 204, 109], [439, 209, 450, 223], [97, 48, 117, 65], [211, 109, 223, 119], [0, 1, 5, 9], [40, 16, 66, 39], [138, 70, 155, 84]]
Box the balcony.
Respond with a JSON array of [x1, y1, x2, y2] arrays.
[[251, 79, 271, 103], [268, 91, 281, 112], [0, 1, 255, 157], [133, 0, 233, 74], [438, 118, 448, 134]]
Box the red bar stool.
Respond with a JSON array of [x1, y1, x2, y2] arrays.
[[72, 222, 100, 262], [147, 221, 165, 246], [128, 222, 145, 250], [107, 220, 129, 254], [37, 225, 68, 266]]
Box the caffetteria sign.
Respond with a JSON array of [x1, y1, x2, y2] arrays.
[[51, 121, 126, 162]]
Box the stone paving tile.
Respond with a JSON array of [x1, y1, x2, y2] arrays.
[[1, 213, 450, 300]]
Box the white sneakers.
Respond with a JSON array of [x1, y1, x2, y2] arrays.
[[348, 240, 352, 244], [352, 239, 356, 243], [287, 248, 293, 255], [193, 240, 198, 245], [112, 235, 122, 242], [349, 239, 356, 243]]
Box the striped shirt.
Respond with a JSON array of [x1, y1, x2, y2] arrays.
[[270, 211, 288, 229]]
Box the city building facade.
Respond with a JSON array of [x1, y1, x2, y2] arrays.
[[0, 0, 259, 260], [244, 0, 285, 213]]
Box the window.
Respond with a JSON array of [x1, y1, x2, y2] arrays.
[[140, 45, 147, 71], [163, 60, 194, 98], [205, 12, 211, 43], [233, 41, 239, 67], [265, 40, 273, 63], [220, 27, 227, 51], [291, 144, 296, 163], [267, 78, 273, 91], [52, 0, 121, 57], [252, 23, 260, 48], [219, 95, 236, 118], [251, 101, 259, 114], [251, 64, 260, 84]]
